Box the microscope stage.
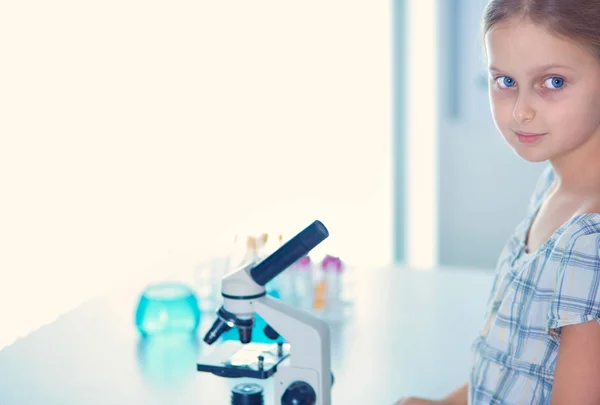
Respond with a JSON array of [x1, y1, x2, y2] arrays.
[[197, 341, 290, 379]]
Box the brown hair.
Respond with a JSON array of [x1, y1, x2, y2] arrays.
[[482, 0, 600, 59]]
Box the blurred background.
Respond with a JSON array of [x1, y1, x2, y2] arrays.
[[0, 0, 544, 350]]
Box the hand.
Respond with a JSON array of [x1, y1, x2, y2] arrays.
[[394, 397, 448, 405], [396, 382, 468, 405]]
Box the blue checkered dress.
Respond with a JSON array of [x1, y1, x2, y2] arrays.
[[469, 164, 600, 404]]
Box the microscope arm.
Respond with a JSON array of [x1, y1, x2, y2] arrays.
[[253, 294, 332, 405]]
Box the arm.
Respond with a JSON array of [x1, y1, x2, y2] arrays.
[[550, 320, 600, 405], [441, 383, 468, 405]]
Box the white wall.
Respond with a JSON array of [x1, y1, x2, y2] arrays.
[[0, 1, 392, 349]]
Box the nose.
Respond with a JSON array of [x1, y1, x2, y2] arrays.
[[513, 94, 535, 124]]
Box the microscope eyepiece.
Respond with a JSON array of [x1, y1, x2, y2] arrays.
[[250, 220, 329, 286]]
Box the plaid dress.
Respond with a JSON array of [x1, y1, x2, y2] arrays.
[[469, 164, 600, 404]]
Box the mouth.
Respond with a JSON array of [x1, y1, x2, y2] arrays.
[[513, 130, 547, 144]]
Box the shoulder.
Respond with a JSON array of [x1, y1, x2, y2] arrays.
[[553, 218, 600, 254], [562, 229, 600, 258], [547, 224, 600, 285]]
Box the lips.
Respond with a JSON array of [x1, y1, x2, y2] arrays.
[[513, 130, 547, 144], [514, 131, 546, 137]]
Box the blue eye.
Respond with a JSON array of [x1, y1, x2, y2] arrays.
[[496, 76, 516, 88], [545, 77, 565, 89]]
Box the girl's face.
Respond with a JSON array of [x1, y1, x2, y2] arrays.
[[485, 17, 600, 163]]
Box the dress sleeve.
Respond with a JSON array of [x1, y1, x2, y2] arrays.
[[547, 232, 600, 336]]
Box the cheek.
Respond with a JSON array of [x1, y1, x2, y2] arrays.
[[547, 92, 600, 141], [489, 93, 513, 127]]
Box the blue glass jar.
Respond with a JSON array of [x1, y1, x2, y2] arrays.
[[135, 282, 200, 337]]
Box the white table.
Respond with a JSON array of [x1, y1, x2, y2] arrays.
[[0, 266, 494, 404]]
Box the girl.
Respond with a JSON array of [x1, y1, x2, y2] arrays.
[[397, 0, 600, 404]]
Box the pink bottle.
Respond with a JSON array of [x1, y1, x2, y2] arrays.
[[321, 255, 344, 320]]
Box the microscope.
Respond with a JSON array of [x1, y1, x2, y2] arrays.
[[197, 220, 333, 405]]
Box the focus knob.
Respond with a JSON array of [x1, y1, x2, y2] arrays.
[[281, 381, 316, 405]]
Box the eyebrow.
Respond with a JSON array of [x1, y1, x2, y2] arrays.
[[489, 64, 576, 74]]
